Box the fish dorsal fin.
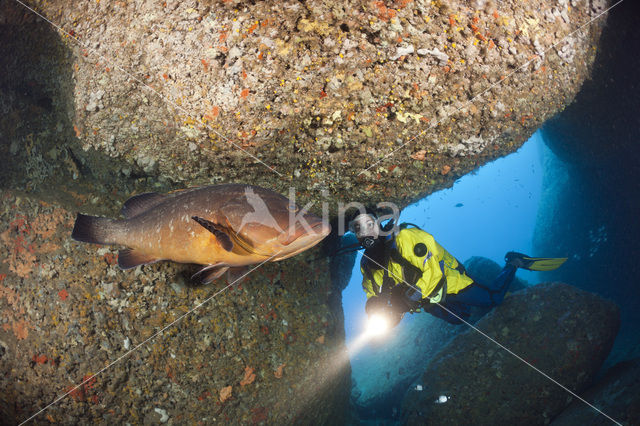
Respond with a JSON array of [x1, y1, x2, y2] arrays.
[[191, 216, 234, 251], [121, 192, 167, 218]]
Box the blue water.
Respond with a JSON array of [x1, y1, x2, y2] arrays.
[[343, 131, 545, 344]]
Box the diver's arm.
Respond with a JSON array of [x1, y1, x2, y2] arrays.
[[365, 294, 387, 314], [362, 265, 398, 319], [423, 303, 463, 324], [360, 266, 377, 299]]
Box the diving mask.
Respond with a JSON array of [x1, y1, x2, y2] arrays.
[[349, 213, 380, 248]]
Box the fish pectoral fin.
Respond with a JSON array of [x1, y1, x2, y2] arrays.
[[192, 264, 229, 285], [118, 248, 159, 269], [227, 229, 260, 255], [121, 192, 167, 218], [219, 216, 266, 256], [191, 216, 234, 252]]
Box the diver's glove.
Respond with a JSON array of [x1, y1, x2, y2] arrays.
[[365, 295, 389, 316], [389, 284, 420, 314], [365, 293, 405, 329], [364, 294, 407, 328]]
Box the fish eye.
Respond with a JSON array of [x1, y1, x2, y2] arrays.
[[287, 204, 299, 212]]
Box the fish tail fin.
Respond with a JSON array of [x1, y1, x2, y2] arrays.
[[71, 213, 119, 245]]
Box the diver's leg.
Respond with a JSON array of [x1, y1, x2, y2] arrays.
[[431, 264, 518, 322], [445, 264, 517, 308], [445, 283, 496, 308], [486, 264, 517, 306], [425, 300, 470, 324]]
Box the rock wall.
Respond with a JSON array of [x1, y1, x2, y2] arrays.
[[1, 0, 608, 207], [0, 191, 350, 424]]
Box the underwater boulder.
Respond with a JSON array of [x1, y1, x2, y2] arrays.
[[402, 282, 619, 425], [540, 0, 640, 170], [330, 233, 360, 294], [551, 357, 640, 425]]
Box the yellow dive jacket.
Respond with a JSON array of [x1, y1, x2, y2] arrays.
[[361, 227, 474, 303]]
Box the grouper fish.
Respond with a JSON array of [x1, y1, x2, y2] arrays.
[[71, 184, 331, 283]]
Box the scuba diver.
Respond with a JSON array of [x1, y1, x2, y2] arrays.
[[349, 211, 567, 327]]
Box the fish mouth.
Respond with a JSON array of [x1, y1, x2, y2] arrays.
[[272, 220, 331, 261], [278, 218, 330, 245], [310, 220, 331, 237]]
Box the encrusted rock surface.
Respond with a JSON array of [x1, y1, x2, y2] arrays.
[[402, 282, 619, 425], [551, 358, 640, 425], [0, 191, 350, 424], [1, 0, 609, 207]]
